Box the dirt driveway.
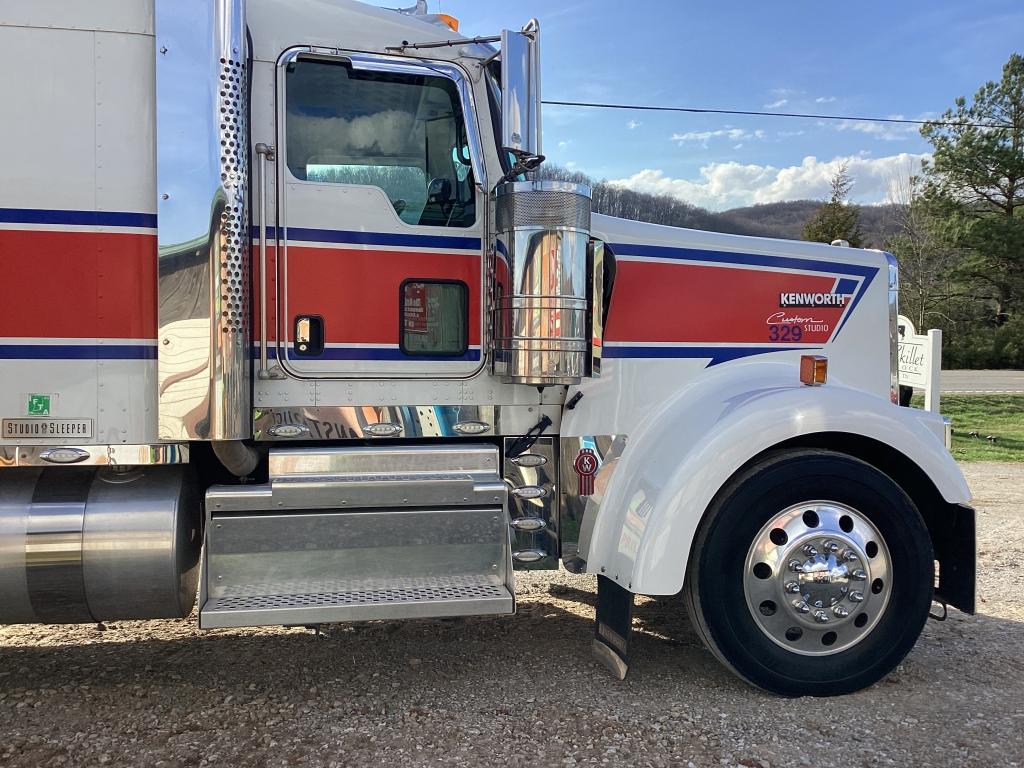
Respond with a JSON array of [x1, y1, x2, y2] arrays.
[[1, 463, 1022, 768]]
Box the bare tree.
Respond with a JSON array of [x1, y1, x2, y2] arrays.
[[884, 166, 961, 330]]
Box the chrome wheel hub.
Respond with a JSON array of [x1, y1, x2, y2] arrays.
[[743, 502, 892, 656]]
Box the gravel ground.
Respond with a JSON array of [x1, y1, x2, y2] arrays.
[[1, 463, 1022, 768]]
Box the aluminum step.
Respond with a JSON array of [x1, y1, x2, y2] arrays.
[[201, 575, 513, 628], [198, 444, 514, 629]]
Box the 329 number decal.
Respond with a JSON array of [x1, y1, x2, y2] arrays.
[[768, 324, 803, 342]]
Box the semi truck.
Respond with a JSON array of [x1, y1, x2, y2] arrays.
[[0, 0, 975, 696]]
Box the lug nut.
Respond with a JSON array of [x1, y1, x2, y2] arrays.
[[833, 605, 850, 618], [802, 544, 819, 557], [849, 590, 865, 602], [843, 549, 859, 562], [788, 560, 805, 573], [823, 540, 840, 553], [785, 581, 801, 594], [792, 600, 810, 614], [812, 609, 829, 624], [851, 569, 867, 580]]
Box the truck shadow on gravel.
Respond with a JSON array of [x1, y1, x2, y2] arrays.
[[0, 586, 735, 699], [2, 586, 1022, 768], [2, 582, 1004, 703]]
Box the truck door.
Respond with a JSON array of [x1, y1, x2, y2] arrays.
[[273, 51, 486, 378]]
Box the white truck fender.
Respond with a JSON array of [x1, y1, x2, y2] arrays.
[[581, 361, 971, 595]]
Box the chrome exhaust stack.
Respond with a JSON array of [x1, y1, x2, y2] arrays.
[[492, 181, 593, 385], [155, 0, 251, 442]]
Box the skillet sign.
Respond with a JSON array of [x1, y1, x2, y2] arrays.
[[897, 316, 929, 388]]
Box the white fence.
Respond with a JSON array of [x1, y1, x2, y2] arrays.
[[897, 315, 942, 412]]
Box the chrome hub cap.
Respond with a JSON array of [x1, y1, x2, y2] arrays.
[[743, 502, 892, 656]]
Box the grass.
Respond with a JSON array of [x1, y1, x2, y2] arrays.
[[911, 393, 1024, 462]]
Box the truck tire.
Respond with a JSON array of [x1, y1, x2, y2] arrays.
[[684, 449, 934, 696]]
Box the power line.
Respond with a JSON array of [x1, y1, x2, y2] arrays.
[[541, 99, 999, 129]]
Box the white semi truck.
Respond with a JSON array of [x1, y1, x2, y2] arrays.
[[0, 0, 974, 696]]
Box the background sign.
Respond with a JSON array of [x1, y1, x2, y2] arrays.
[[897, 315, 942, 412]]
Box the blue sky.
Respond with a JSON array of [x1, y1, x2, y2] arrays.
[[368, 0, 1024, 210]]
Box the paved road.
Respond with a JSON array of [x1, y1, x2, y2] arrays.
[[941, 369, 1024, 394]]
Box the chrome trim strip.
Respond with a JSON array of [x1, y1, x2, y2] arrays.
[[1, 444, 190, 469], [886, 252, 900, 404], [589, 239, 605, 378], [253, 405, 560, 441], [156, 0, 251, 440]]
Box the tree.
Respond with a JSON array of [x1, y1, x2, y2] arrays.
[[802, 162, 865, 247], [884, 170, 961, 331], [920, 53, 1024, 329]]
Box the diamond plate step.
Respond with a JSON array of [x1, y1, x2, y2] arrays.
[[201, 575, 513, 628]]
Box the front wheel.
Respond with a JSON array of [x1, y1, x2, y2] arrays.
[[684, 449, 934, 696]]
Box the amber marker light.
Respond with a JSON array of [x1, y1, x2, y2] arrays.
[[436, 14, 459, 31], [800, 355, 828, 386]]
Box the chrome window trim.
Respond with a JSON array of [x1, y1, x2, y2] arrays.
[[275, 49, 486, 201], [272, 47, 489, 381]]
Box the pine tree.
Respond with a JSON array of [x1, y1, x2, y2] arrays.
[[802, 162, 864, 247]]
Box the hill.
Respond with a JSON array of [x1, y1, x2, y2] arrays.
[[535, 166, 899, 249]]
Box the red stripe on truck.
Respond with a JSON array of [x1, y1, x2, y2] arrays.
[[0, 229, 157, 340]]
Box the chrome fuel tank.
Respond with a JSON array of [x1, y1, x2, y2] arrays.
[[0, 465, 201, 624], [492, 181, 592, 385]]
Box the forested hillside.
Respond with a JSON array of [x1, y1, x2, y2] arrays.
[[535, 166, 898, 247]]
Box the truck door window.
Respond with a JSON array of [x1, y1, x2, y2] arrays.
[[286, 58, 475, 228], [400, 280, 468, 356]]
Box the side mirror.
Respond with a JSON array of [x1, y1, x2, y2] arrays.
[[500, 20, 541, 157]]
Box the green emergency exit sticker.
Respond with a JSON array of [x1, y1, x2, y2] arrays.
[[27, 394, 50, 417]]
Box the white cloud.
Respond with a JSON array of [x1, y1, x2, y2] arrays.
[[607, 152, 930, 211], [671, 127, 765, 146], [815, 96, 837, 104], [835, 117, 920, 141], [557, 139, 574, 149], [627, 119, 642, 130], [764, 98, 789, 109]]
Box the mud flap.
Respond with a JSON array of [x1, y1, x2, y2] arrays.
[[592, 575, 634, 680], [934, 503, 976, 615]]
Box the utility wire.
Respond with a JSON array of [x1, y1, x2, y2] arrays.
[[542, 99, 1000, 129]]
